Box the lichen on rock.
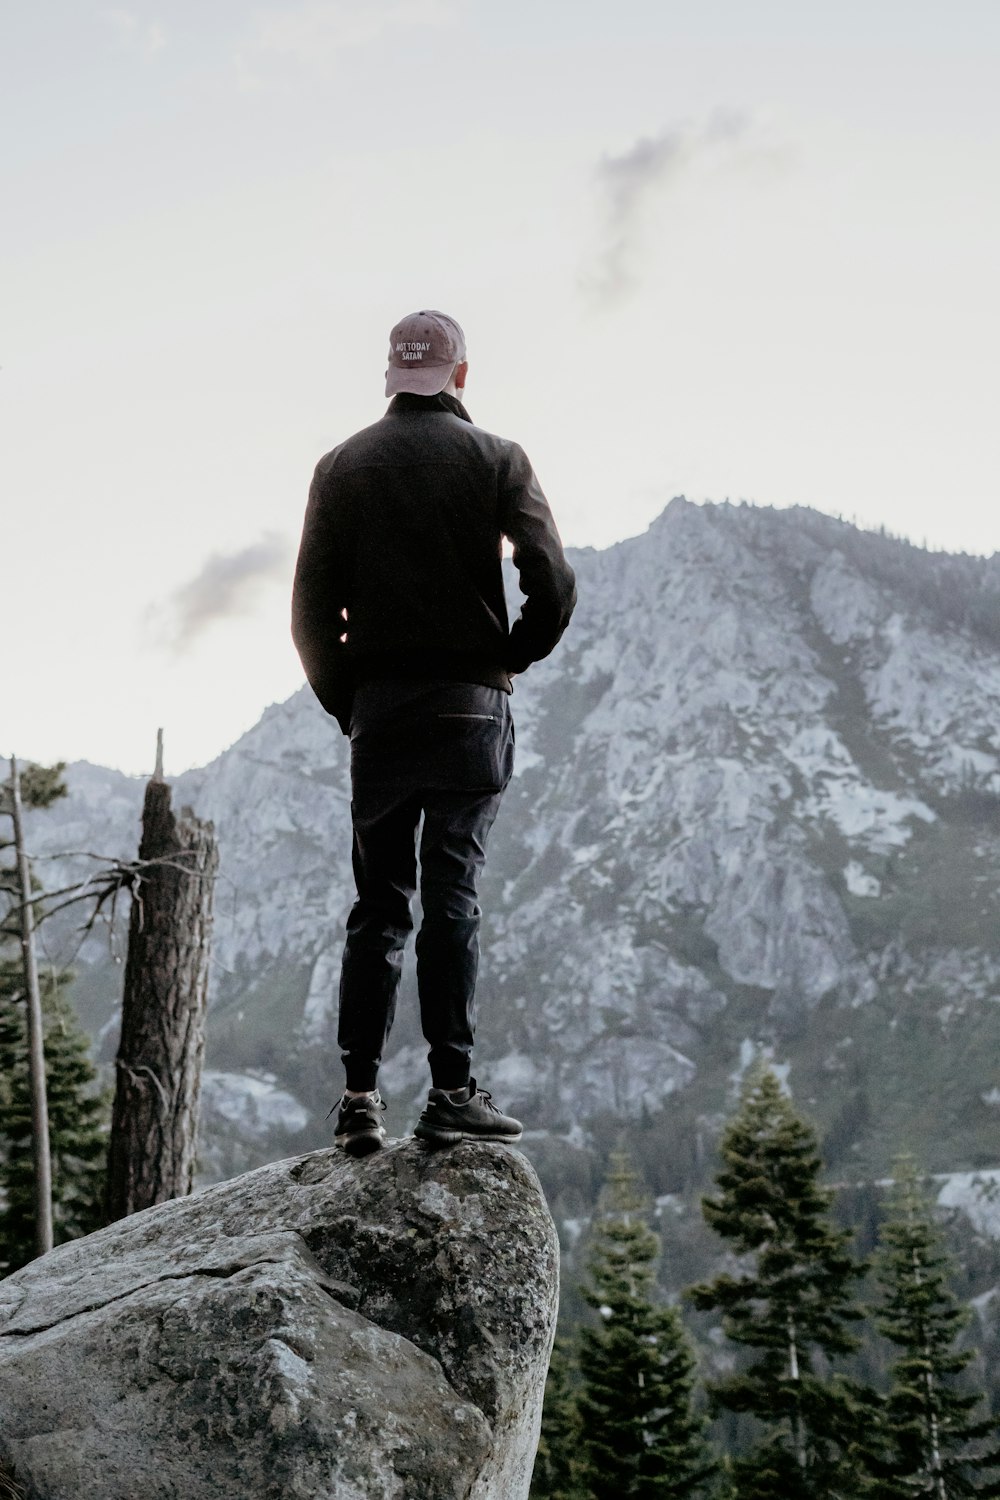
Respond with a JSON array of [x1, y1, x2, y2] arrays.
[[0, 1138, 559, 1500]]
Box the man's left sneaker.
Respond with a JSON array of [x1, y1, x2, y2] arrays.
[[331, 1091, 387, 1156], [413, 1079, 522, 1146]]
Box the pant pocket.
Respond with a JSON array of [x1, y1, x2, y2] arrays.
[[425, 706, 512, 792], [352, 685, 514, 792]]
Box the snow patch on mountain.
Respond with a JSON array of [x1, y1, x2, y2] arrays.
[[936, 1170, 1000, 1240], [784, 723, 935, 851], [844, 861, 880, 897], [201, 1070, 309, 1136], [809, 551, 887, 644]]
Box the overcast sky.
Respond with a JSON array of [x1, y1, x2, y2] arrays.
[[4, 1, 999, 775]]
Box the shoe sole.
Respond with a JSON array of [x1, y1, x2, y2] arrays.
[[413, 1122, 522, 1146], [335, 1128, 387, 1157]]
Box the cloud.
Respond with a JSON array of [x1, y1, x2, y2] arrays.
[[235, 0, 454, 84], [151, 534, 292, 650], [101, 9, 166, 56], [585, 109, 785, 305]]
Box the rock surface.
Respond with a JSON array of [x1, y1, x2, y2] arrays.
[[0, 1139, 558, 1500]]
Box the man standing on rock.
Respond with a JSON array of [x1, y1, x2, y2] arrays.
[[292, 310, 576, 1156]]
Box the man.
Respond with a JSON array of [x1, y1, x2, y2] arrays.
[[291, 309, 576, 1156]]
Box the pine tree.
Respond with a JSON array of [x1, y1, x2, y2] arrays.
[[577, 1152, 716, 1500], [0, 756, 70, 1262], [865, 1157, 1000, 1498], [530, 1335, 588, 1500], [0, 960, 110, 1274], [0, 760, 66, 825], [689, 1066, 872, 1500]]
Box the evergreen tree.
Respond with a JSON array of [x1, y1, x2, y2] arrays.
[[0, 759, 67, 933], [0, 960, 109, 1275], [0, 759, 66, 825], [577, 1152, 716, 1500], [530, 1335, 588, 1500], [865, 1158, 1000, 1498], [0, 759, 108, 1273], [689, 1066, 872, 1499]]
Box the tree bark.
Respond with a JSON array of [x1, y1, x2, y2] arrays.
[[106, 774, 218, 1221]]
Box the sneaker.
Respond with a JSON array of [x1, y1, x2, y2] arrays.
[[331, 1091, 387, 1156], [413, 1078, 522, 1146]]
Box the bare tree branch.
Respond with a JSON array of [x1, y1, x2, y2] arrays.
[[1, 854, 214, 924]]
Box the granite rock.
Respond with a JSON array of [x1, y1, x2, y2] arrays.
[[0, 1139, 558, 1500]]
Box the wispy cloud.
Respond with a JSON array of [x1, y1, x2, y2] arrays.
[[150, 534, 292, 650], [101, 8, 166, 56], [584, 110, 788, 305], [235, 0, 454, 85]]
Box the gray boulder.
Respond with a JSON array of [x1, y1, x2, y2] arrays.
[[0, 1139, 559, 1500]]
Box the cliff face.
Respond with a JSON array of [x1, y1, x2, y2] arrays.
[[26, 499, 1000, 1194], [0, 1139, 558, 1500]]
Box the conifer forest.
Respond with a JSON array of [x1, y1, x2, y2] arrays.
[[530, 1069, 1000, 1499]]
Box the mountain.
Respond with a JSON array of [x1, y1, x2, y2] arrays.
[[21, 497, 1000, 1294]]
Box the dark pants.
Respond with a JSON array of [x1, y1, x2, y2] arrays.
[[338, 680, 514, 1092]]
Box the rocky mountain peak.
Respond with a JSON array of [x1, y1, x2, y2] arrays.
[[22, 500, 1000, 1202]]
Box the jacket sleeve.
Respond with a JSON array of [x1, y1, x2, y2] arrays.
[[291, 462, 355, 734], [499, 443, 577, 673]]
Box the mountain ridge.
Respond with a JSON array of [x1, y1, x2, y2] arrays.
[[21, 499, 1000, 1223]]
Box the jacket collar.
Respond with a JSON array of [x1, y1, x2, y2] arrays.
[[387, 392, 473, 424]]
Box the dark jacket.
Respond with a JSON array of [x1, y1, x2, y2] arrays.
[[291, 392, 577, 733]]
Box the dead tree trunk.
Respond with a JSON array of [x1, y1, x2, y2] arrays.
[[106, 757, 218, 1221]]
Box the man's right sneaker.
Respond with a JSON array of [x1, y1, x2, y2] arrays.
[[331, 1090, 387, 1156], [413, 1078, 522, 1146]]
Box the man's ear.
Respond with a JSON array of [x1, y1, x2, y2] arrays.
[[454, 360, 469, 388]]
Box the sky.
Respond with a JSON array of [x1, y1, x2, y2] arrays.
[[3, 1, 999, 775]]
